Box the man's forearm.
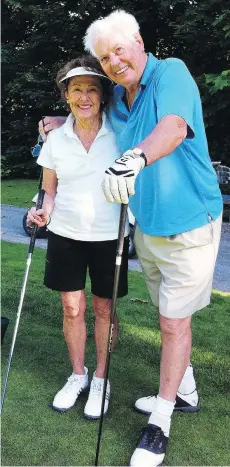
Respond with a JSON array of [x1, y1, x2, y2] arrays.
[[39, 116, 67, 141], [136, 115, 188, 166]]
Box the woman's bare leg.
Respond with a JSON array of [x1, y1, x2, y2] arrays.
[[61, 290, 87, 375], [92, 295, 118, 378]]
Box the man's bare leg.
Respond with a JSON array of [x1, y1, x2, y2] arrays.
[[148, 315, 192, 436], [159, 315, 192, 401]]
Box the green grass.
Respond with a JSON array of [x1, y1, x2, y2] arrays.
[[1, 241, 230, 466], [1, 179, 39, 208]]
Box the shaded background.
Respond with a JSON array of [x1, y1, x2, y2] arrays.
[[2, 0, 230, 180]]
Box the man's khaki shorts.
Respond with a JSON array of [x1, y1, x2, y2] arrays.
[[134, 215, 222, 319]]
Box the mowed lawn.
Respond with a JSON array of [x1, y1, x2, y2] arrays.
[[1, 179, 39, 208], [1, 240, 230, 466]]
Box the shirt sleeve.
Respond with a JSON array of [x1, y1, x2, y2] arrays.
[[36, 134, 55, 170], [155, 59, 196, 138]]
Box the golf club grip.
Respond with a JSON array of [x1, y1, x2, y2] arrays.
[[42, 116, 46, 137], [29, 188, 46, 253], [116, 204, 128, 256], [36, 188, 46, 210]]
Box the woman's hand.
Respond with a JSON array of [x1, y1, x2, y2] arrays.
[[27, 208, 49, 228]]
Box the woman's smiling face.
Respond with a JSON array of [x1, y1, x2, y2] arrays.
[[65, 75, 103, 121]]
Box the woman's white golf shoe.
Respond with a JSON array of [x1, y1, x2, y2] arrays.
[[84, 372, 110, 419], [52, 367, 89, 412]]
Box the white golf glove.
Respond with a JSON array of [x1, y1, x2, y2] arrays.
[[102, 149, 147, 204]]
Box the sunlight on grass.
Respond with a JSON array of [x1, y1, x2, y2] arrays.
[[122, 323, 161, 345], [191, 348, 230, 365], [212, 289, 230, 297]]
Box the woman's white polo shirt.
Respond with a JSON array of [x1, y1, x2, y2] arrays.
[[37, 112, 129, 241]]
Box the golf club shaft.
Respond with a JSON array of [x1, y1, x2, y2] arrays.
[[95, 203, 128, 466], [1, 189, 45, 414], [37, 119, 45, 190]]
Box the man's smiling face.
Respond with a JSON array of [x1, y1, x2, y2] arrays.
[[94, 33, 147, 89]]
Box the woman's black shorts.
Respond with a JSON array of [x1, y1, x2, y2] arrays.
[[44, 231, 128, 298]]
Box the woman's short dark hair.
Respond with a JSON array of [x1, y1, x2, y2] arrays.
[[56, 55, 113, 110]]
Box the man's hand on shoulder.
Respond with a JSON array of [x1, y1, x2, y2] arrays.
[[39, 116, 67, 141]]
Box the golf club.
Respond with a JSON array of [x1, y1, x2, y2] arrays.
[[1, 188, 46, 415], [94, 203, 128, 466]]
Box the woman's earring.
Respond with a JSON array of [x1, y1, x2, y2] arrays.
[[67, 99, 70, 104]]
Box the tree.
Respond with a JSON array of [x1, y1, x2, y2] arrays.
[[2, 0, 230, 178], [163, 0, 230, 165]]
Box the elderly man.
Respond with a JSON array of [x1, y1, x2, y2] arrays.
[[40, 10, 222, 466], [83, 9, 223, 467]]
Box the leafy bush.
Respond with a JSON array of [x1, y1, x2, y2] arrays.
[[2, 0, 230, 177]]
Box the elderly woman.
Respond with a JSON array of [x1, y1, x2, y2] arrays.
[[28, 55, 129, 419]]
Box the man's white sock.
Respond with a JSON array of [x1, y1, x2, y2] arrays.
[[148, 395, 175, 437], [178, 364, 197, 395]]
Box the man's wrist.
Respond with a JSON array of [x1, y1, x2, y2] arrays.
[[132, 147, 148, 167]]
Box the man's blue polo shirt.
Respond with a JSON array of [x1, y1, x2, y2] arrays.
[[107, 53, 222, 236]]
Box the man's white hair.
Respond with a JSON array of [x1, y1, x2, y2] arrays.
[[84, 10, 140, 57]]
